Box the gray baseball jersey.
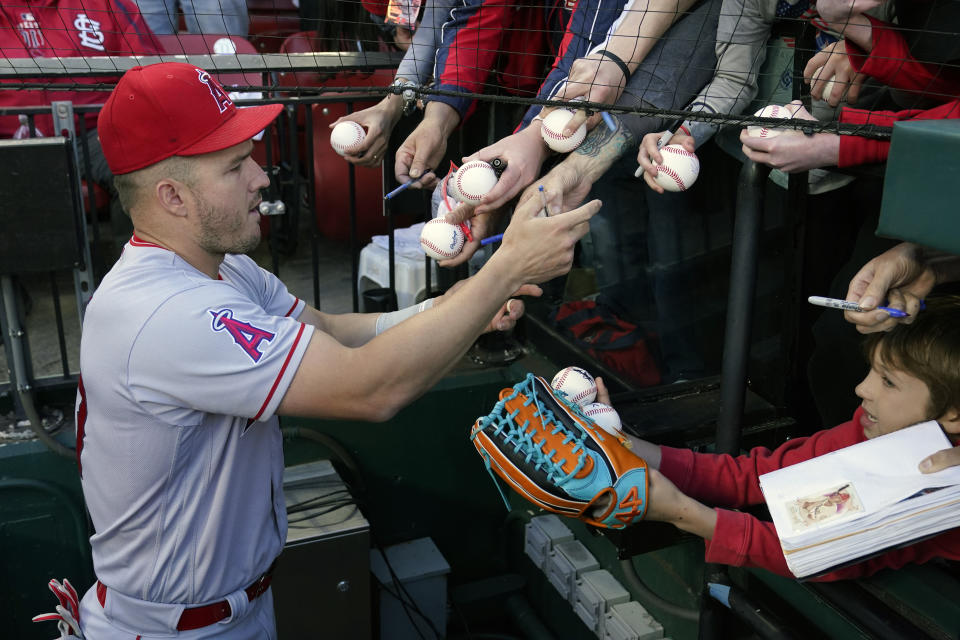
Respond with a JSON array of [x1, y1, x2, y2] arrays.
[[75, 236, 313, 633]]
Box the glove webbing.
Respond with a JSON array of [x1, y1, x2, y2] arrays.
[[474, 374, 591, 509]]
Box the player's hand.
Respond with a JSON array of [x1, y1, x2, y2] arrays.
[[843, 242, 936, 333], [462, 125, 550, 215], [636, 129, 696, 193], [395, 102, 461, 188], [499, 196, 601, 286], [331, 98, 401, 167], [814, 0, 884, 24], [516, 161, 595, 216], [920, 446, 960, 474], [804, 41, 866, 106], [436, 281, 542, 332], [739, 101, 839, 172], [545, 55, 629, 134], [440, 203, 505, 267]]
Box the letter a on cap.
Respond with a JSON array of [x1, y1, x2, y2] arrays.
[[196, 68, 232, 114]]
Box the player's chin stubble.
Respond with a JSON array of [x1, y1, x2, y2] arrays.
[[195, 194, 261, 255]]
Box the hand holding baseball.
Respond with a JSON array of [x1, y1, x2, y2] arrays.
[[329, 99, 400, 166], [739, 102, 840, 173], [636, 129, 696, 194], [804, 41, 865, 106], [547, 55, 630, 135], [461, 126, 550, 215]]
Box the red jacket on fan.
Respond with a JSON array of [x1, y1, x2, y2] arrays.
[[0, 0, 161, 138], [838, 13, 960, 167], [658, 407, 960, 580]]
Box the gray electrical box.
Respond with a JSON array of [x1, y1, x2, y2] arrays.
[[273, 459, 371, 639]]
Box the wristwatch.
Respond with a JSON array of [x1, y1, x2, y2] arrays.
[[391, 78, 420, 116]]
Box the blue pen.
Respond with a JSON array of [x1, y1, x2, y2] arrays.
[[480, 233, 504, 246], [807, 296, 924, 319], [384, 171, 434, 200], [601, 111, 617, 132]]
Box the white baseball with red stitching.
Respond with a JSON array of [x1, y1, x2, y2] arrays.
[[583, 402, 623, 436], [812, 66, 838, 103], [747, 104, 791, 139], [540, 108, 587, 153], [653, 144, 700, 193], [330, 121, 366, 155], [454, 161, 498, 204], [420, 218, 465, 260], [551, 366, 597, 406]]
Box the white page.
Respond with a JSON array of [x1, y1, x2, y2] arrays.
[[759, 421, 960, 545]]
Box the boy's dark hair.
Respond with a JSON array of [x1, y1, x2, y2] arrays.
[[863, 295, 960, 419]]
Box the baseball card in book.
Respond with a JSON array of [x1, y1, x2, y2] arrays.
[[758, 421, 960, 578]]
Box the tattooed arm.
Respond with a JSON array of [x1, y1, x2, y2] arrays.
[[517, 115, 637, 214]]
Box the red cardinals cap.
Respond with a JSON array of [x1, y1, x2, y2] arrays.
[[98, 62, 282, 175]]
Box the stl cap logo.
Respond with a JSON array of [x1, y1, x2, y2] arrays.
[[195, 68, 232, 114], [210, 309, 275, 362]]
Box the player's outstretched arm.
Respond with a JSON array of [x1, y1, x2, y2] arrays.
[[279, 197, 602, 421]]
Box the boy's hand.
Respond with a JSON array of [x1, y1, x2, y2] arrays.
[[920, 446, 960, 474], [644, 469, 718, 539]]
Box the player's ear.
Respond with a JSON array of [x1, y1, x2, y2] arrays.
[[155, 178, 189, 218]]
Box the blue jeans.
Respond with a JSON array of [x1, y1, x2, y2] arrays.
[[584, 0, 720, 382], [134, 0, 249, 36]]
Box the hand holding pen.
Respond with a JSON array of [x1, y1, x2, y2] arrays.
[[807, 296, 925, 319]]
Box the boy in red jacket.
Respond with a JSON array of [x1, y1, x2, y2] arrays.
[[620, 295, 960, 580]]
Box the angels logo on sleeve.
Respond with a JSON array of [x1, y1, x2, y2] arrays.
[[210, 309, 275, 362]]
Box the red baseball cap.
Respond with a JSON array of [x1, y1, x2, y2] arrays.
[[98, 62, 282, 175]]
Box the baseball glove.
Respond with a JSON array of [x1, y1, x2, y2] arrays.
[[470, 373, 648, 529]]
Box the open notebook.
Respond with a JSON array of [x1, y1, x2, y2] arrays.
[[758, 421, 960, 578]]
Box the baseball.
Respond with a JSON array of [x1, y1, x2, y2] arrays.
[[747, 104, 792, 138], [652, 144, 700, 192], [419, 218, 465, 261], [330, 121, 366, 155], [551, 366, 597, 407], [812, 66, 837, 102], [583, 402, 623, 436], [453, 160, 499, 204], [540, 108, 587, 153]]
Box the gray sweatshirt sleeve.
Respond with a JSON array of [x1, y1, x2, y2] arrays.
[[684, 0, 774, 146], [394, 0, 457, 83]]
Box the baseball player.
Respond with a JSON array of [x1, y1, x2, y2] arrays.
[[69, 62, 600, 638]]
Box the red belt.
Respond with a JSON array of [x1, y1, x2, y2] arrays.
[[96, 562, 276, 632]]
